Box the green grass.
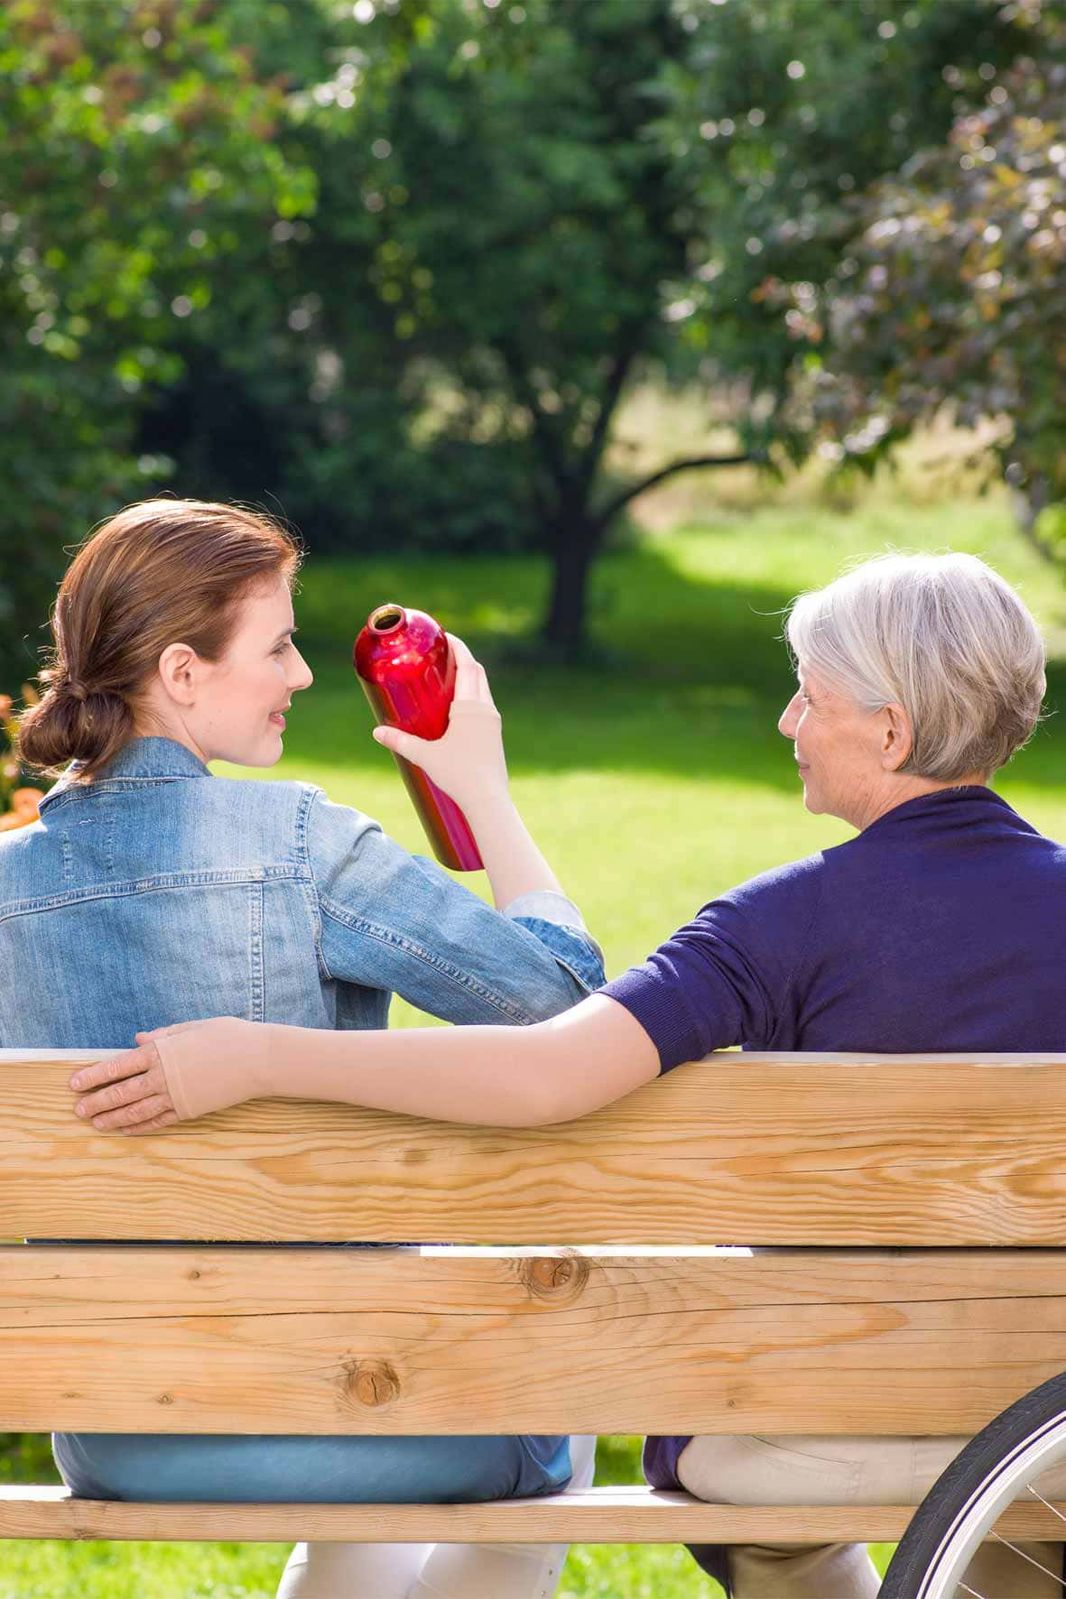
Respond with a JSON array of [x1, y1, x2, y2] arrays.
[[6, 486, 1066, 1594], [277, 487, 1066, 997]]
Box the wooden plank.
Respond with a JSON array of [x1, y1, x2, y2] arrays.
[[3, 1246, 1066, 1435], [6, 1053, 1066, 1245], [1, 1486, 1065, 1545]]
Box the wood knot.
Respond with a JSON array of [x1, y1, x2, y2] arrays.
[[523, 1252, 590, 1301], [345, 1359, 400, 1408]]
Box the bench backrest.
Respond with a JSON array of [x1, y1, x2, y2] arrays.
[[2, 1050, 1066, 1439]]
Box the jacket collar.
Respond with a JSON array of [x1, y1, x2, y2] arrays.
[[39, 737, 210, 810]]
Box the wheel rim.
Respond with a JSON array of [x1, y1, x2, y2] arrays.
[[917, 1413, 1066, 1598]]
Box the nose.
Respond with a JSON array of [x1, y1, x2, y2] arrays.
[[291, 647, 314, 692], [779, 691, 801, 738]]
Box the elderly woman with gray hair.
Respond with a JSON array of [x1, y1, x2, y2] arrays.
[[76, 551, 1064, 1598]]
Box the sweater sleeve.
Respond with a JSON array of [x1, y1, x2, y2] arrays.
[[601, 853, 824, 1072]]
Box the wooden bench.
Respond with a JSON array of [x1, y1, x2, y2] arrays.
[[3, 1049, 1066, 1555]]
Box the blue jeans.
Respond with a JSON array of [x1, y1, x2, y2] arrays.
[[53, 1431, 572, 1504]]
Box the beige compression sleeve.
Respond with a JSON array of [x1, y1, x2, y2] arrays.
[[152, 996, 658, 1128]]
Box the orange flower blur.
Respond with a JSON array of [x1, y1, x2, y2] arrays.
[[1, 687, 50, 830]]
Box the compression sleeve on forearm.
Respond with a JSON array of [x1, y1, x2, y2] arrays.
[[153, 1020, 276, 1123], [152, 1017, 552, 1125], [153, 995, 658, 1128]]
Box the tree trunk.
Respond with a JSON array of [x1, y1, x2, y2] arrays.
[[1010, 471, 1055, 563], [542, 516, 600, 660]]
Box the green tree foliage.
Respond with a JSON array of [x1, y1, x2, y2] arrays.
[[273, 0, 1034, 651], [657, 0, 1031, 450], [0, 0, 313, 682], [163, 0, 745, 656], [1, 0, 1055, 665], [809, 8, 1066, 550], [332, 0, 736, 653]]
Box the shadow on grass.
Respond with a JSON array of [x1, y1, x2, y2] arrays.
[[288, 541, 807, 792], [284, 536, 1066, 798]]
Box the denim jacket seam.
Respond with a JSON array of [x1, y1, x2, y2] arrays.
[[318, 898, 537, 1024], [39, 774, 205, 815], [250, 879, 265, 1023], [0, 866, 310, 921], [302, 788, 336, 985]]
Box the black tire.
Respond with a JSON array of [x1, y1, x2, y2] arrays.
[[881, 1371, 1066, 1599]]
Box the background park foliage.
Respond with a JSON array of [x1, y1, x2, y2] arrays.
[[2, 3, 1066, 1594], [2, 0, 1064, 676]]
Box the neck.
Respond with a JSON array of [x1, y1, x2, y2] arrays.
[[132, 702, 211, 767], [851, 771, 988, 832]]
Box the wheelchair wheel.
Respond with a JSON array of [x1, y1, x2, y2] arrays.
[[881, 1372, 1066, 1598]]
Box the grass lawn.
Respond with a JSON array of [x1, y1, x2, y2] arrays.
[[5, 487, 1065, 1595]]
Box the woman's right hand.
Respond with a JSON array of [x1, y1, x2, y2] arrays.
[[371, 635, 510, 820]]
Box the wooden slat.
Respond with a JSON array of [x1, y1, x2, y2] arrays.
[[6, 1052, 1066, 1245], [0, 1487, 912, 1543], [4, 1245, 1066, 1435], [2, 1486, 1065, 1545]]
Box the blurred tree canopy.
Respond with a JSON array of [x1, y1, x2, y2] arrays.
[[0, 0, 314, 681], [811, 8, 1066, 552], [0, 0, 1060, 674], [656, 0, 1033, 444]]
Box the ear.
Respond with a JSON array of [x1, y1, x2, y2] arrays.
[[156, 642, 201, 707], [880, 702, 913, 771]]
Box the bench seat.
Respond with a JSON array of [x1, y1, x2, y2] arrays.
[[7, 1052, 1066, 1560], [2, 1487, 1065, 1543]]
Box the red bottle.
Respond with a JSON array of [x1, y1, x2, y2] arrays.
[[353, 604, 484, 873]]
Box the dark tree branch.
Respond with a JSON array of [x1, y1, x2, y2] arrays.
[[594, 451, 756, 529], [497, 342, 575, 493], [577, 335, 643, 497]]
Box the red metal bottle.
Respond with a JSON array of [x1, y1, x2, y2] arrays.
[[353, 604, 484, 873]]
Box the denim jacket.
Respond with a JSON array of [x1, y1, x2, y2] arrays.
[[0, 738, 603, 1050]]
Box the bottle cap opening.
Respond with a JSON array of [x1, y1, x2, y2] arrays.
[[369, 604, 405, 634]]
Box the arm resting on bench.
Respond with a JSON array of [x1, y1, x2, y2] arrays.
[[73, 993, 661, 1131]]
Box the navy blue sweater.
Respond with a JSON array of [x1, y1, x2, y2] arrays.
[[602, 785, 1066, 1577]]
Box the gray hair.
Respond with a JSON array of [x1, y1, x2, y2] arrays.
[[785, 553, 1046, 780]]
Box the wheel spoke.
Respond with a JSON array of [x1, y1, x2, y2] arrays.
[[989, 1530, 1065, 1585], [1026, 1483, 1066, 1529]]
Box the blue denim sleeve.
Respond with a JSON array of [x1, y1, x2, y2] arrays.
[[507, 916, 605, 994], [305, 790, 603, 1025]]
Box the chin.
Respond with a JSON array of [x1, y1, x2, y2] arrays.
[[236, 739, 285, 769]]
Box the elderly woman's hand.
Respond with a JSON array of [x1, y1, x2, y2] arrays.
[[70, 1016, 267, 1132], [371, 634, 508, 818]]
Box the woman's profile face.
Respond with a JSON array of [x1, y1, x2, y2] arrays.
[[778, 665, 895, 828], [160, 575, 314, 768]]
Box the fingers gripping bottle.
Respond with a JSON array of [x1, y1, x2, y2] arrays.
[[354, 604, 484, 872]]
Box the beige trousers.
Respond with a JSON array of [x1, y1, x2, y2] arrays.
[[677, 1433, 1066, 1598]]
